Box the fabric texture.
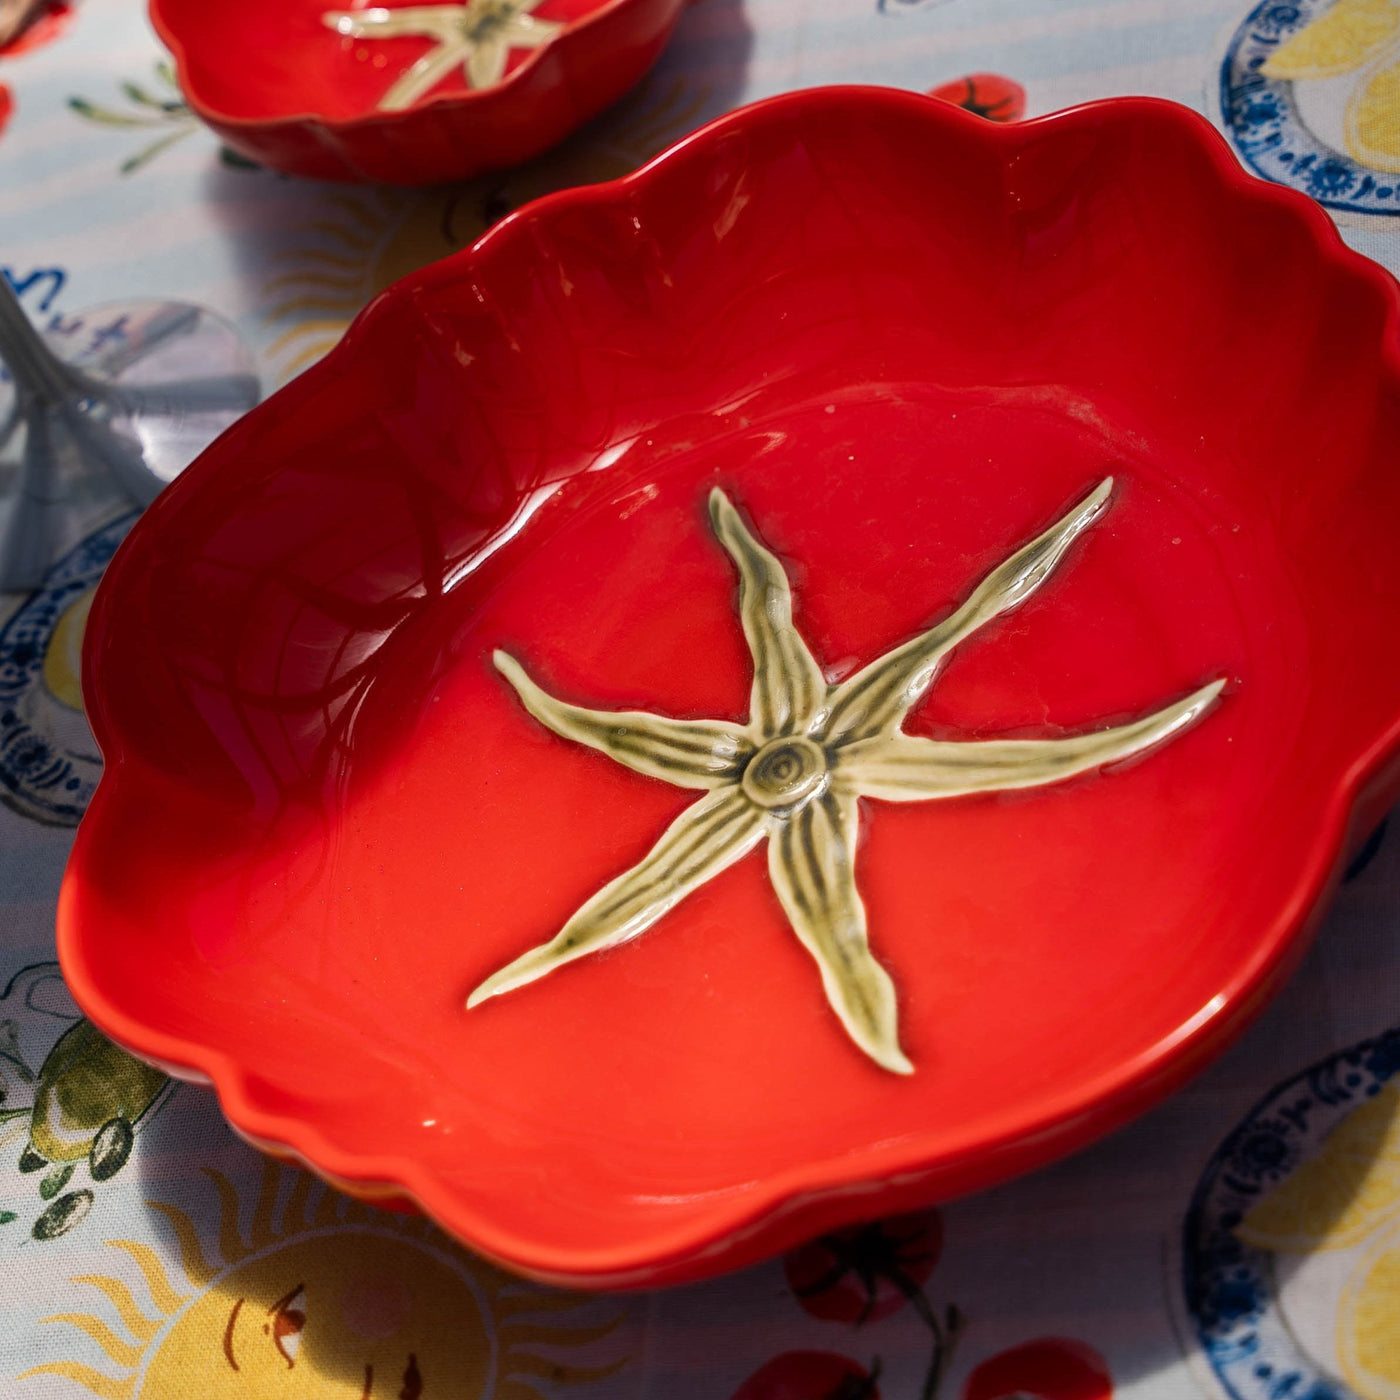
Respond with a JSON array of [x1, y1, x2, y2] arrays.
[[1, 1, 1398, 1397]]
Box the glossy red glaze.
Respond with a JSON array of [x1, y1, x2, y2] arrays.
[[60, 89, 1400, 1289], [149, 0, 687, 182]]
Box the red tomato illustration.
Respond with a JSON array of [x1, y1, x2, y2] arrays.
[[928, 73, 1026, 123], [962, 1338, 1112, 1400], [785, 1209, 944, 1325], [785, 1211, 959, 1400], [732, 1352, 881, 1400]]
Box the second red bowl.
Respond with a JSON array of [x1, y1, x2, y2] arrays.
[[150, 0, 689, 182]]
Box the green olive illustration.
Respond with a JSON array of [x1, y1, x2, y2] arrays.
[[27, 1020, 166, 1174], [38, 1162, 73, 1199], [31, 1189, 94, 1241]]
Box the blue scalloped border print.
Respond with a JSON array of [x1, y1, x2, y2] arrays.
[[1182, 1028, 1400, 1400], [0, 513, 136, 826], [1221, 0, 1400, 217]]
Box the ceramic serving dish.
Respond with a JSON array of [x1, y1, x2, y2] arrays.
[[60, 87, 1400, 1289], [148, 0, 688, 183]]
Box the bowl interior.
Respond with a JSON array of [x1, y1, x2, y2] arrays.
[[156, 0, 612, 122], [68, 92, 1400, 1274]]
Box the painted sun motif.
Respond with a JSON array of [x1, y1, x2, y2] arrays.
[[260, 78, 707, 381], [21, 1160, 624, 1398], [323, 0, 565, 111], [472, 482, 1224, 1074]]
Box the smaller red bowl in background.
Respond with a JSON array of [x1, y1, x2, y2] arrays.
[[149, 0, 689, 183]]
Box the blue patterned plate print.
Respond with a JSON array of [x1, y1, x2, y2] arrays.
[[1182, 1027, 1400, 1400], [1219, 0, 1400, 217], [0, 512, 136, 825]]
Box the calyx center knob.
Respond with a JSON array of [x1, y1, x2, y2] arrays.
[[741, 736, 828, 811]]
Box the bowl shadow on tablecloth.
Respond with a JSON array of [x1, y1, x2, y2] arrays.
[[200, 0, 754, 390], [889, 819, 1400, 1396], [118, 1116, 631, 1398], [102, 846, 1396, 1396], [107, 837, 1400, 1400], [107, 844, 1400, 1398]]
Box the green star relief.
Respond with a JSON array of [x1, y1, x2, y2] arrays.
[[470, 479, 1225, 1074], [323, 0, 564, 111]]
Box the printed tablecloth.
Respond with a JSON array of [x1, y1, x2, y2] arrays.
[[3, 1, 1400, 1397]]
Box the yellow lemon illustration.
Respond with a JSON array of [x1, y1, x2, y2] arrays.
[[23, 1162, 622, 1398], [1339, 1219, 1400, 1400], [1263, 0, 1400, 80], [42, 588, 94, 713], [1237, 1081, 1400, 1253], [1347, 54, 1400, 168]]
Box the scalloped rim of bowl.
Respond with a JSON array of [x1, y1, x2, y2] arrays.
[[59, 86, 1400, 1289], [150, 0, 660, 131]]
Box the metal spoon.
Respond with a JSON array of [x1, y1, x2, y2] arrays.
[[0, 278, 260, 591]]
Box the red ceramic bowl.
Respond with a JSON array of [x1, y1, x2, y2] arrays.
[[60, 88, 1400, 1289], [149, 0, 688, 183]]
